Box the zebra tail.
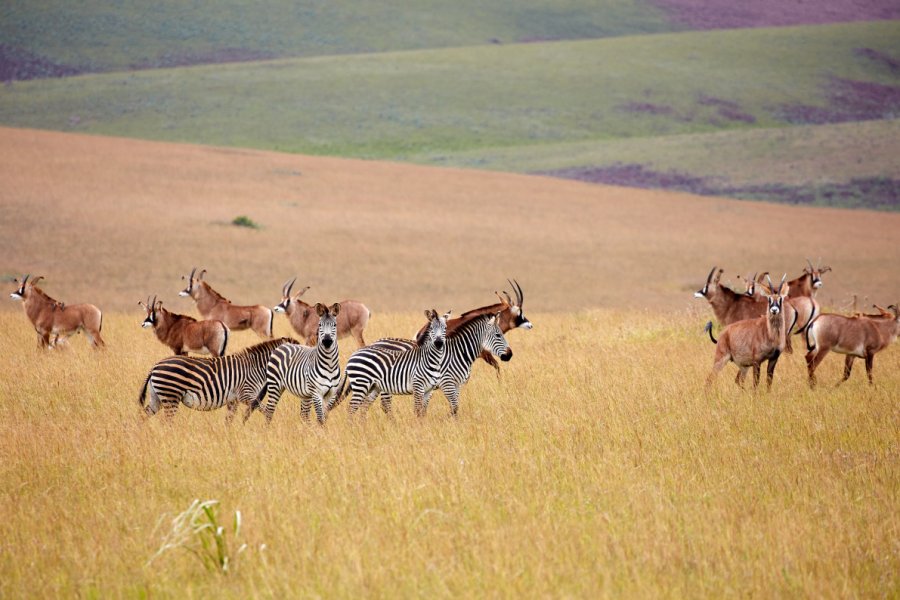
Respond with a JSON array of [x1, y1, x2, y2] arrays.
[[138, 374, 150, 407], [704, 321, 717, 344]]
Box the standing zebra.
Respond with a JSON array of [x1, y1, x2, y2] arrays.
[[247, 303, 342, 425], [138, 337, 296, 421], [332, 309, 449, 418], [369, 313, 512, 416]]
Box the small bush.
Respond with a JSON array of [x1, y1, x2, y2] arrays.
[[231, 215, 260, 229]]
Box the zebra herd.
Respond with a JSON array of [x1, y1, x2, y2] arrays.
[[138, 282, 531, 424]]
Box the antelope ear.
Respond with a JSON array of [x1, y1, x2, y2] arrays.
[[819, 266, 832, 274], [330, 303, 341, 316], [315, 303, 326, 317]]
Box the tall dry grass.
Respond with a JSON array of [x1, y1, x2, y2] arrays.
[[0, 310, 896, 597]]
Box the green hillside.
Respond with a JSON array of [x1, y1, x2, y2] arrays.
[[1, 21, 897, 209], [2, 22, 897, 154], [0, 0, 674, 76]]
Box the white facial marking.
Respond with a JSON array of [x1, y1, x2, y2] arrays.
[[694, 291, 705, 298], [142, 321, 153, 328], [178, 291, 190, 297]]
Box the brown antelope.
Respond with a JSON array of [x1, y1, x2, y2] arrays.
[[696, 266, 825, 354], [274, 278, 370, 347], [9, 275, 105, 349], [704, 275, 790, 390], [805, 304, 899, 387], [140, 295, 229, 357], [415, 279, 532, 371], [787, 258, 831, 298], [179, 268, 273, 338]]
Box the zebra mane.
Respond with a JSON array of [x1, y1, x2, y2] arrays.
[[446, 312, 493, 339], [235, 337, 298, 357]]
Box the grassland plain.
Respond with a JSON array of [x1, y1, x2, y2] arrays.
[[0, 127, 898, 597], [2, 128, 900, 314], [0, 310, 897, 598]]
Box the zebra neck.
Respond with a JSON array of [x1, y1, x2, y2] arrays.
[[315, 343, 339, 368]]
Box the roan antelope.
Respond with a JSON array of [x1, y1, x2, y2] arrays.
[[9, 274, 105, 349], [788, 258, 831, 298], [140, 295, 229, 357], [179, 268, 273, 338], [805, 304, 899, 387], [704, 275, 790, 390], [274, 278, 370, 348]]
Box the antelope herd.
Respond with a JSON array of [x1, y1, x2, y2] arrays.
[[7, 270, 531, 423], [6, 258, 898, 423], [696, 259, 899, 390]]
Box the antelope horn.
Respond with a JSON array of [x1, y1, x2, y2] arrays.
[[187, 267, 196, 281], [513, 279, 524, 306], [507, 279, 522, 306], [706, 267, 716, 285], [152, 295, 158, 309], [765, 273, 774, 292], [21, 274, 30, 285], [282, 277, 296, 297], [502, 290, 513, 305]]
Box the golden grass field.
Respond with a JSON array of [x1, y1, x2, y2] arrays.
[[0, 127, 898, 597]]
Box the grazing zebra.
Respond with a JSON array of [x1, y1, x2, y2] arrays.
[[247, 303, 342, 425], [369, 313, 512, 416], [138, 337, 296, 421], [332, 309, 449, 418]]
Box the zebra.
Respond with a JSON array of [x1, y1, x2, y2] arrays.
[[137, 337, 297, 421], [367, 312, 512, 416], [247, 303, 342, 425], [331, 309, 449, 418]]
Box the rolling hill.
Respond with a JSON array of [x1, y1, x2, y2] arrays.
[[2, 22, 897, 209], [1, 127, 898, 314]]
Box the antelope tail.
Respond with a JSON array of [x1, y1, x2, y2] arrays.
[[704, 321, 717, 344], [220, 324, 229, 357], [806, 321, 816, 353]]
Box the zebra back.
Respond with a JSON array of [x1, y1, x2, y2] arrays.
[[140, 337, 296, 414]]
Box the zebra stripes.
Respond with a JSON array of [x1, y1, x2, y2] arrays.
[[138, 337, 296, 421], [369, 313, 511, 416], [335, 309, 449, 418], [250, 303, 342, 425]]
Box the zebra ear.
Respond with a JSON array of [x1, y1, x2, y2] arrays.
[[442, 310, 452, 320], [330, 302, 341, 316], [425, 309, 436, 320], [315, 303, 326, 317]]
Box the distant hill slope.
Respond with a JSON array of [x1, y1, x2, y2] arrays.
[[0, 0, 676, 79], [1, 22, 897, 209], [1, 128, 898, 313], [3, 1, 896, 81]]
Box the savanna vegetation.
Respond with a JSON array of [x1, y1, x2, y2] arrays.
[[0, 309, 897, 598]]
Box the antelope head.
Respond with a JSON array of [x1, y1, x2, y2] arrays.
[[179, 267, 200, 298], [10, 274, 30, 300], [695, 267, 723, 299], [804, 258, 832, 289], [763, 274, 789, 315], [140, 295, 160, 328], [274, 277, 311, 313], [506, 278, 532, 330]]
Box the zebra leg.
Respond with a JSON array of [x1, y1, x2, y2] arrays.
[[380, 392, 393, 419], [259, 382, 284, 424], [162, 400, 179, 420], [441, 382, 461, 417], [300, 398, 312, 423], [225, 401, 238, 424], [312, 394, 326, 425]]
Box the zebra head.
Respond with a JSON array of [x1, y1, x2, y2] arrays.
[[486, 314, 513, 361], [314, 302, 341, 349], [418, 309, 449, 351]]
